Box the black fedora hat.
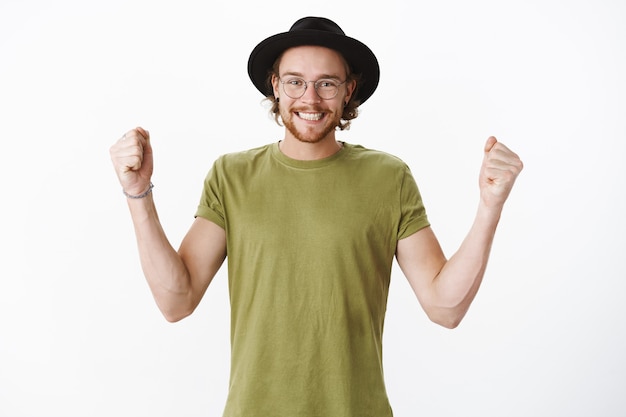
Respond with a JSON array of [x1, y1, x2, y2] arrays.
[[247, 17, 380, 105]]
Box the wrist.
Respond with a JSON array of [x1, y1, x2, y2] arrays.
[[475, 199, 503, 226], [123, 182, 154, 199]]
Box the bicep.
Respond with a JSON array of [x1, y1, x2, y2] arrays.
[[396, 226, 447, 304], [178, 216, 227, 304]]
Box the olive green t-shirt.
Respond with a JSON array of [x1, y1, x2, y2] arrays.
[[195, 142, 429, 417]]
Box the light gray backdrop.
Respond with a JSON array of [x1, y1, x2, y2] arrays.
[[1, 0, 624, 416]]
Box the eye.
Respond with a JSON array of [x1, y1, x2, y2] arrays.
[[285, 78, 304, 87], [317, 80, 338, 88]]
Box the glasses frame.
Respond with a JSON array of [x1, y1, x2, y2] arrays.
[[278, 76, 347, 100]]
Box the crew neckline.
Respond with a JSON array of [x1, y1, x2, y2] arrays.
[[271, 141, 351, 169]]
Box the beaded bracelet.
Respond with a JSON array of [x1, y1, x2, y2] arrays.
[[123, 182, 154, 199]]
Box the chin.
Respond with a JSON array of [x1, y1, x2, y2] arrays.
[[284, 115, 340, 144], [291, 128, 334, 144]]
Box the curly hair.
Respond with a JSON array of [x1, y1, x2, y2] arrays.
[[264, 54, 362, 131]]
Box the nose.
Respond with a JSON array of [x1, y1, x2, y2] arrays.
[[300, 81, 321, 103]]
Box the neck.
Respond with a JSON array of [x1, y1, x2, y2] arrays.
[[279, 135, 343, 161]]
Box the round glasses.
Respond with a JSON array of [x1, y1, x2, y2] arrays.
[[279, 77, 346, 100]]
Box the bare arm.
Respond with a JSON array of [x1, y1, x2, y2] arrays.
[[396, 137, 523, 328], [111, 128, 226, 322], [129, 197, 226, 322]]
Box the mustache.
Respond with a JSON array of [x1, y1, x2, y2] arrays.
[[291, 106, 327, 113]]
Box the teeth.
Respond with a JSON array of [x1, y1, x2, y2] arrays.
[[298, 112, 323, 121]]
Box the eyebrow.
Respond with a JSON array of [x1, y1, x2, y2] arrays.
[[280, 71, 343, 81]]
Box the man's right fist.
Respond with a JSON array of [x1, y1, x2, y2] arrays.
[[110, 127, 153, 196]]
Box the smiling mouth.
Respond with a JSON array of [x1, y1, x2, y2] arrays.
[[296, 112, 324, 121]]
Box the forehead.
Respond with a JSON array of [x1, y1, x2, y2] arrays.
[[278, 45, 349, 78]]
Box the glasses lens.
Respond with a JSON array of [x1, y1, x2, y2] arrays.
[[315, 80, 339, 99], [282, 78, 305, 99]]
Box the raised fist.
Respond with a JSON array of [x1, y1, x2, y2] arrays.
[[110, 127, 153, 197], [479, 136, 523, 208]]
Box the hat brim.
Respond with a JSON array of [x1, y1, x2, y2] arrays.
[[248, 29, 380, 105]]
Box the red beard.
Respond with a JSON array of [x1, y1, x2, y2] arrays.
[[281, 106, 342, 143]]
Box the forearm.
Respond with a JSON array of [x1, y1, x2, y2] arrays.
[[430, 202, 502, 324], [127, 194, 194, 320]]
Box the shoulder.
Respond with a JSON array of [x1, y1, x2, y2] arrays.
[[218, 143, 272, 163], [213, 143, 273, 170], [345, 143, 411, 173]]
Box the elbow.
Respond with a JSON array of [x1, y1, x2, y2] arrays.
[[153, 291, 196, 323], [426, 307, 467, 329], [163, 311, 188, 323], [159, 304, 194, 323], [433, 315, 462, 329], [162, 310, 192, 323]]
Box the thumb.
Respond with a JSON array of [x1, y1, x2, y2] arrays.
[[136, 126, 150, 141], [135, 127, 152, 154], [484, 136, 497, 153]]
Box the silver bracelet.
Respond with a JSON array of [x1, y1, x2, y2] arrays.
[[123, 182, 154, 199]]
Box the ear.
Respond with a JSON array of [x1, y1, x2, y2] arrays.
[[345, 79, 357, 104], [271, 74, 280, 99]]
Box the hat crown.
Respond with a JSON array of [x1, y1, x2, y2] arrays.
[[289, 17, 346, 36]]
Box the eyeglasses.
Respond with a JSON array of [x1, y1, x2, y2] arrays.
[[279, 76, 346, 100]]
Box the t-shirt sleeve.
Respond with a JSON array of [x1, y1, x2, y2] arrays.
[[195, 158, 226, 229], [397, 166, 430, 240]]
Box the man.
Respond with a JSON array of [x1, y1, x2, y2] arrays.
[[110, 16, 523, 417]]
